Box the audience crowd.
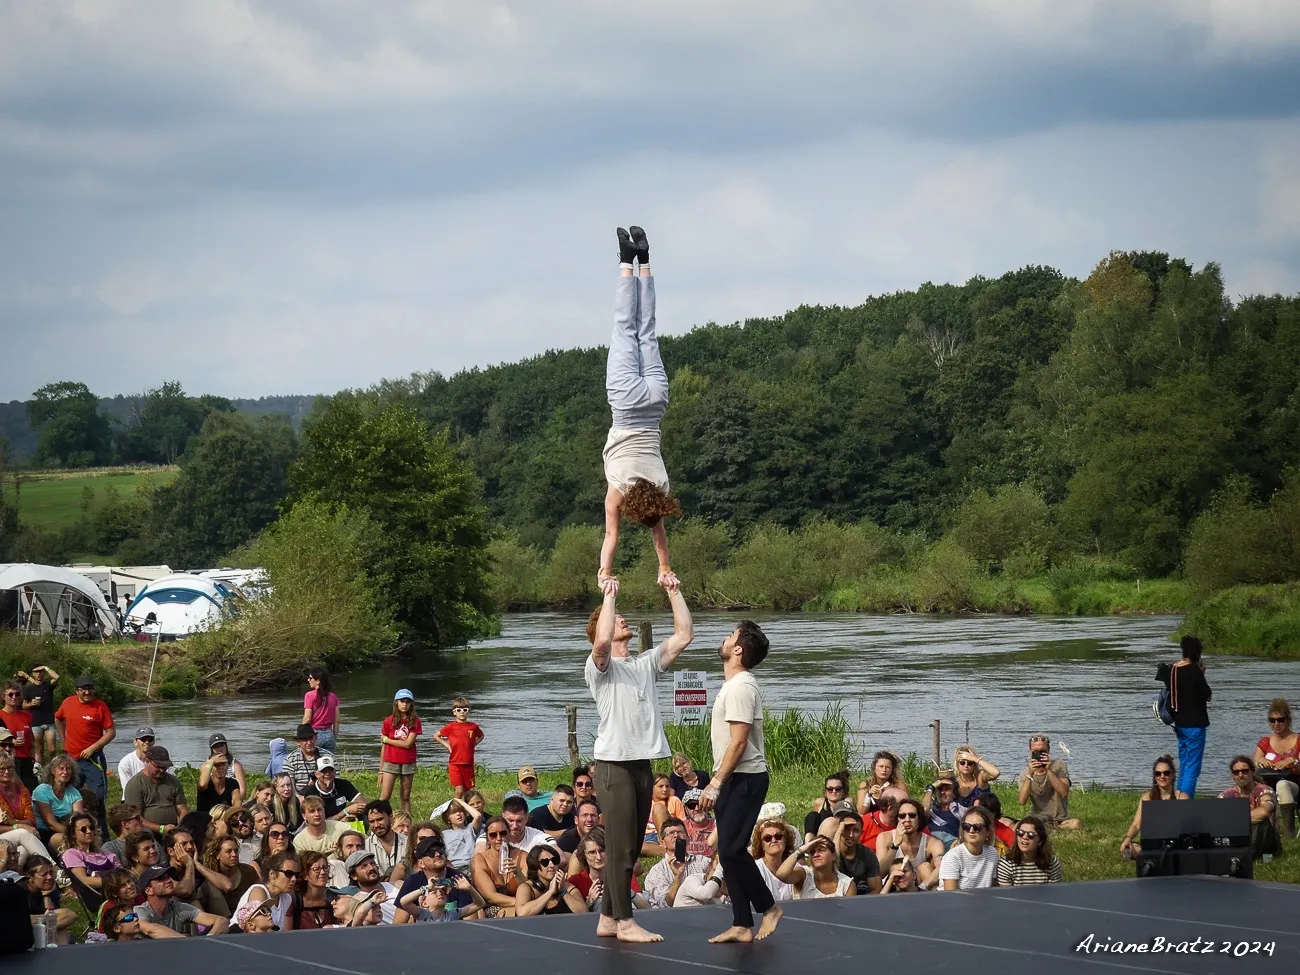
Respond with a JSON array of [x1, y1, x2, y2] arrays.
[[0, 662, 1292, 947]]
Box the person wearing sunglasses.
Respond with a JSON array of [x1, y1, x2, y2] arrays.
[[1254, 697, 1299, 838], [0, 753, 50, 868], [115, 727, 156, 798], [105, 903, 160, 941], [1120, 755, 1187, 857], [471, 815, 521, 917], [749, 817, 797, 902], [61, 810, 116, 890], [394, 834, 480, 922], [996, 814, 1062, 886], [939, 807, 999, 890], [876, 798, 943, 891], [950, 745, 1000, 811], [0, 681, 36, 790], [1219, 755, 1281, 858], [232, 852, 297, 931], [803, 772, 851, 842], [515, 844, 588, 916]]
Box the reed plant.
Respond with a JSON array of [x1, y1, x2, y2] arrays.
[[664, 702, 857, 775]]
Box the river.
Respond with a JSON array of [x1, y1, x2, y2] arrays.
[[107, 612, 1295, 790]]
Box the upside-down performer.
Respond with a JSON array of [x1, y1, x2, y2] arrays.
[[600, 226, 681, 592]]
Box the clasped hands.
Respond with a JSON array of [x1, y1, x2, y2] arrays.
[[597, 567, 680, 596]]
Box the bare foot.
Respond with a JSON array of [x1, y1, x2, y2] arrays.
[[596, 915, 618, 938], [756, 905, 783, 940], [708, 926, 754, 944], [616, 919, 664, 943]]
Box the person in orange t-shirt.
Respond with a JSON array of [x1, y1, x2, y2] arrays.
[[434, 697, 484, 797], [54, 676, 116, 802]]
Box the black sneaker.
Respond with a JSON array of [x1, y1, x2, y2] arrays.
[[629, 226, 649, 265], [617, 228, 636, 264]]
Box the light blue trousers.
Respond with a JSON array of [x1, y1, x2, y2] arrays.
[[607, 274, 668, 430]]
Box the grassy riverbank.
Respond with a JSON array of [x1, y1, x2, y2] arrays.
[[1181, 583, 1300, 659]]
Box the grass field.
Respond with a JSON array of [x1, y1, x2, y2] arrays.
[[2, 467, 176, 532]]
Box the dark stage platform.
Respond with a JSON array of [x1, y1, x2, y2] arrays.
[[12, 876, 1298, 974]]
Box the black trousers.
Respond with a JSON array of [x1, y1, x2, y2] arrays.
[[715, 770, 775, 928], [593, 758, 653, 920]]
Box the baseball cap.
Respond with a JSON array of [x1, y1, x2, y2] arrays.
[[758, 801, 787, 822], [316, 755, 335, 772], [414, 836, 446, 859], [344, 850, 376, 874], [139, 865, 176, 888], [828, 799, 857, 816], [74, 675, 95, 688], [394, 688, 414, 702], [208, 733, 227, 747], [503, 789, 524, 801], [295, 723, 316, 741], [0, 727, 13, 744], [683, 788, 704, 808], [135, 727, 156, 741], [145, 745, 173, 768], [517, 766, 537, 783]]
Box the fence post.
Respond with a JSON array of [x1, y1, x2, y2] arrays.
[[565, 705, 580, 771], [930, 719, 941, 769], [638, 621, 653, 654]]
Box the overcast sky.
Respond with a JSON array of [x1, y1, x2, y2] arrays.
[[2, 1, 1298, 401]]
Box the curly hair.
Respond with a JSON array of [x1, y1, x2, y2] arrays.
[[621, 478, 681, 527]]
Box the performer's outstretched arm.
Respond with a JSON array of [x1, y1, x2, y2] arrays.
[[657, 582, 694, 668]]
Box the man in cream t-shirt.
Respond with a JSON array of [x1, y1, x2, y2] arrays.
[[698, 620, 782, 945], [584, 577, 694, 943]]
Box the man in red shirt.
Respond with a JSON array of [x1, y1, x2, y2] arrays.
[[54, 675, 116, 802], [434, 697, 483, 798], [860, 794, 900, 849], [1, 681, 36, 789]]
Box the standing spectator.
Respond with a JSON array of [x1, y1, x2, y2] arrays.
[[136, 865, 229, 937], [1219, 755, 1280, 858], [939, 807, 1000, 890], [124, 746, 189, 832], [1017, 734, 1081, 829], [32, 754, 84, 851], [302, 668, 340, 754], [996, 815, 1062, 886], [1, 681, 36, 789], [303, 756, 366, 821], [17, 665, 59, 768], [530, 783, 577, 838], [1253, 698, 1298, 837], [669, 752, 709, 800], [364, 800, 409, 883], [54, 674, 115, 803], [1168, 634, 1212, 796], [434, 696, 483, 799], [284, 724, 329, 795], [379, 689, 422, 815], [116, 727, 154, 796], [804, 772, 851, 841], [293, 796, 348, 854], [774, 834, 855, 898]]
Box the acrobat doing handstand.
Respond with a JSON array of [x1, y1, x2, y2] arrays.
[[599, 226, 681, 594]]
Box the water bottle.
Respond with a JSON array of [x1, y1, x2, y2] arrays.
[[32, 918, 46, 950], [43, 909, 58, 948]]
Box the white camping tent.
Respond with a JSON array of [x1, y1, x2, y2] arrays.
[[0, 563, 120, 639], [125, 573, 230, 638]]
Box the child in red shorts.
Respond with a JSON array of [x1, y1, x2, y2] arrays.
[[434, 696, 484, 798]]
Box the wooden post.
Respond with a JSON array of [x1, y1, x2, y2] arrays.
[[930, 719, 941, 769], [565, 705, 580, 771], [638, 621, 652, 654]]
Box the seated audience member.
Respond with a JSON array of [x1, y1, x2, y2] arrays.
[[860, 794, 900, 849], [560, 799, 602, 864], [440, 796, 484, 870], [673, 851, 728, 907], [257, 821, 293, 878], [643, 817, 713, 908], [516, 765, 553, 812], [775, 834, 855, 898], [32, 754, 84, 851], [805, 771, 852, 841], [266, 738, 290, 778], [939, 807, 999, 890], [881, 858, 920, 893], [195, 835, 259, 917], [1017, 734, 1081, 829], [179, 809, 217, 847], [234, 897, 278, 934], [196, 750, 243, 813], [25, 858, 78, 944], [246, 801, 271, 844], [0, 754, 50, 867], [472, 815, 521, 918], [284, 724, 330, 795], [474, 794, 558, 857], [682, 788, 718, 855], [820, 809, 881, 894], [392, 810, 413, 836], [1220, 755, 1281, 858], [875, 797, 943, 890], [328, 830, 366, 888], [858, 750, 908, 813], [233, 851, 298, 930], [104, 902, 164, 941], [270, 772, 303, 830], [226, 806, 261, 865], [669, 752, 708, 800], [62, 810, 118, 891], [364, 800, 408, 883], [332, 891, 386, 927], [572, 768, 600, 810], [952, 744, 1000, 809], [529, 783, 577, 837], [250, 780, 275, 809], [750, 815, 798, 902], [95, 869, 140, 934], [1121, 755, 1187, 856], [395, 835, 480, 922], [515, 844, 588, 916], [293, 795, 348, 854], [973, 792, 1017, 856], [137, 864, 230, 937], [207, 733, 249, 794], [1255, 698, 1299, 838], [922, 775, 961, 848], [337, 850, 400, 923], [162, 829, 201, 900], [304, 756, 366, 821], [115, 727, 155, 795], [401, 820, 444, 874], [398, 875, 485, 922], [997, 814, 1062, 885], [567, 826, 648, 911], [123, 746, 189, 832], [123, 827, 161, 881], [294, 851, 337, 930], [101, 803, 144, 864]]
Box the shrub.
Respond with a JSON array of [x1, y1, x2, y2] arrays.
[[1184, 474, 1300, 593], [485, 532, 544, 610], [537, 525, 601, 607], [913, 538, 979, 612], [0, 632, 137, 708], [948, 483, 1054, 575]]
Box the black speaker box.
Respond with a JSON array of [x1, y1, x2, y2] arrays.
[[1136, 797, 1252, 879]]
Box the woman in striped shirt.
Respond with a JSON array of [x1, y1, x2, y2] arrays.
[[996, 814, 1062, 885]]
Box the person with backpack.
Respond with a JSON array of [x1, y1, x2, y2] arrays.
[[1165, 635, 1213, 796]]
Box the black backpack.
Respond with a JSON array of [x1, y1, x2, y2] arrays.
[[0, 876, 35, 955], [1154, 662, 1176, 727]]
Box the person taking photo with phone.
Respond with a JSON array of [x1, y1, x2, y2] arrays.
[[1016, 734, 1081, 830]]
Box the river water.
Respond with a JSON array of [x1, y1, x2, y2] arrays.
[[107, 612, 1295, 790]]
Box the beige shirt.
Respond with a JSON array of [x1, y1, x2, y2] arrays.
[[711, 671, 766, 775], [292, 821, 347, 855]]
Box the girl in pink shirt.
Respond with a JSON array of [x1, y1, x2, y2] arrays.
[[303, 669, 340, 754]]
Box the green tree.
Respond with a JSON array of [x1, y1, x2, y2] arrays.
[[117, 381, 235, 464], [948, 484, 1053, 575], [290, 396, 494, 646], [25, 381, 113, 466]]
